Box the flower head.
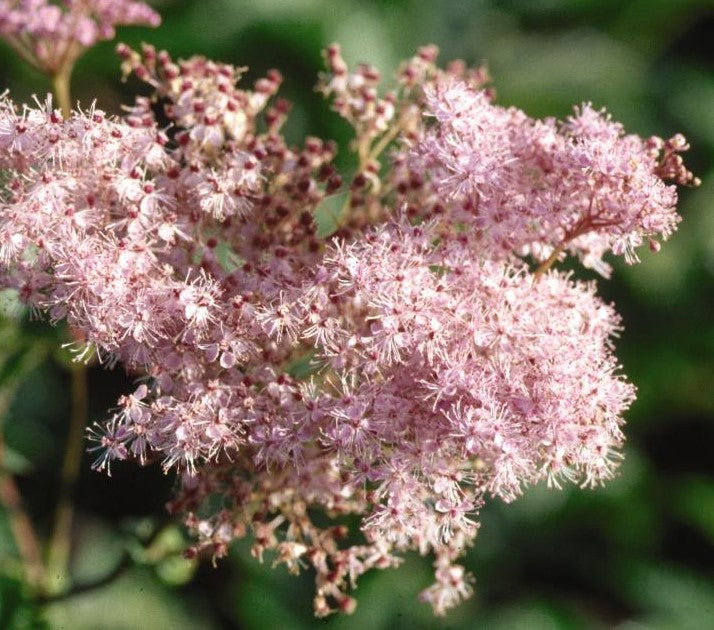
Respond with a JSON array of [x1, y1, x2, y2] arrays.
[[0, 37, 696, 617]]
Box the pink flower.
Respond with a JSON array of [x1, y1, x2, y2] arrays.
[[0, 38, 697, 617], [411, 80, 695, 275]]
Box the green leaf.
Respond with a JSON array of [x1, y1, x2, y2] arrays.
[[0, 444, 33, 475], [314, 191, 348, 238], [0, 571, 47, 630], [286, 351, 317, 379], [42, 567, 217, 630], [214, 240, 242, 273], [69, 518, 126, 587]]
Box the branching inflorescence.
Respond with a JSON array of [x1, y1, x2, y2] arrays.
[[0, 4, 698, 616]]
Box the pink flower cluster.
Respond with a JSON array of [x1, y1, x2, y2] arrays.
[[411, 80, 698, 275], [0, 0, 159, 73], [0, 37, 696, 616]]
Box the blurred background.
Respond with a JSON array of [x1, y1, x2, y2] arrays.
[[0, 1, 712, 628]]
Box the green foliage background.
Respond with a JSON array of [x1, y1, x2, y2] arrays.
[[0, 1, 712, 628]]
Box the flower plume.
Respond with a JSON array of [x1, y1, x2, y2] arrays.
[[0, 36, 697, 617]]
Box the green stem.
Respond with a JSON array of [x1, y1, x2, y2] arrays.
[[367, 117, 404, 164], [51, 65, 73, 118], [44, 361, 88, 596], [335, 115, 405, 230], [44, 56, 86, 597]]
